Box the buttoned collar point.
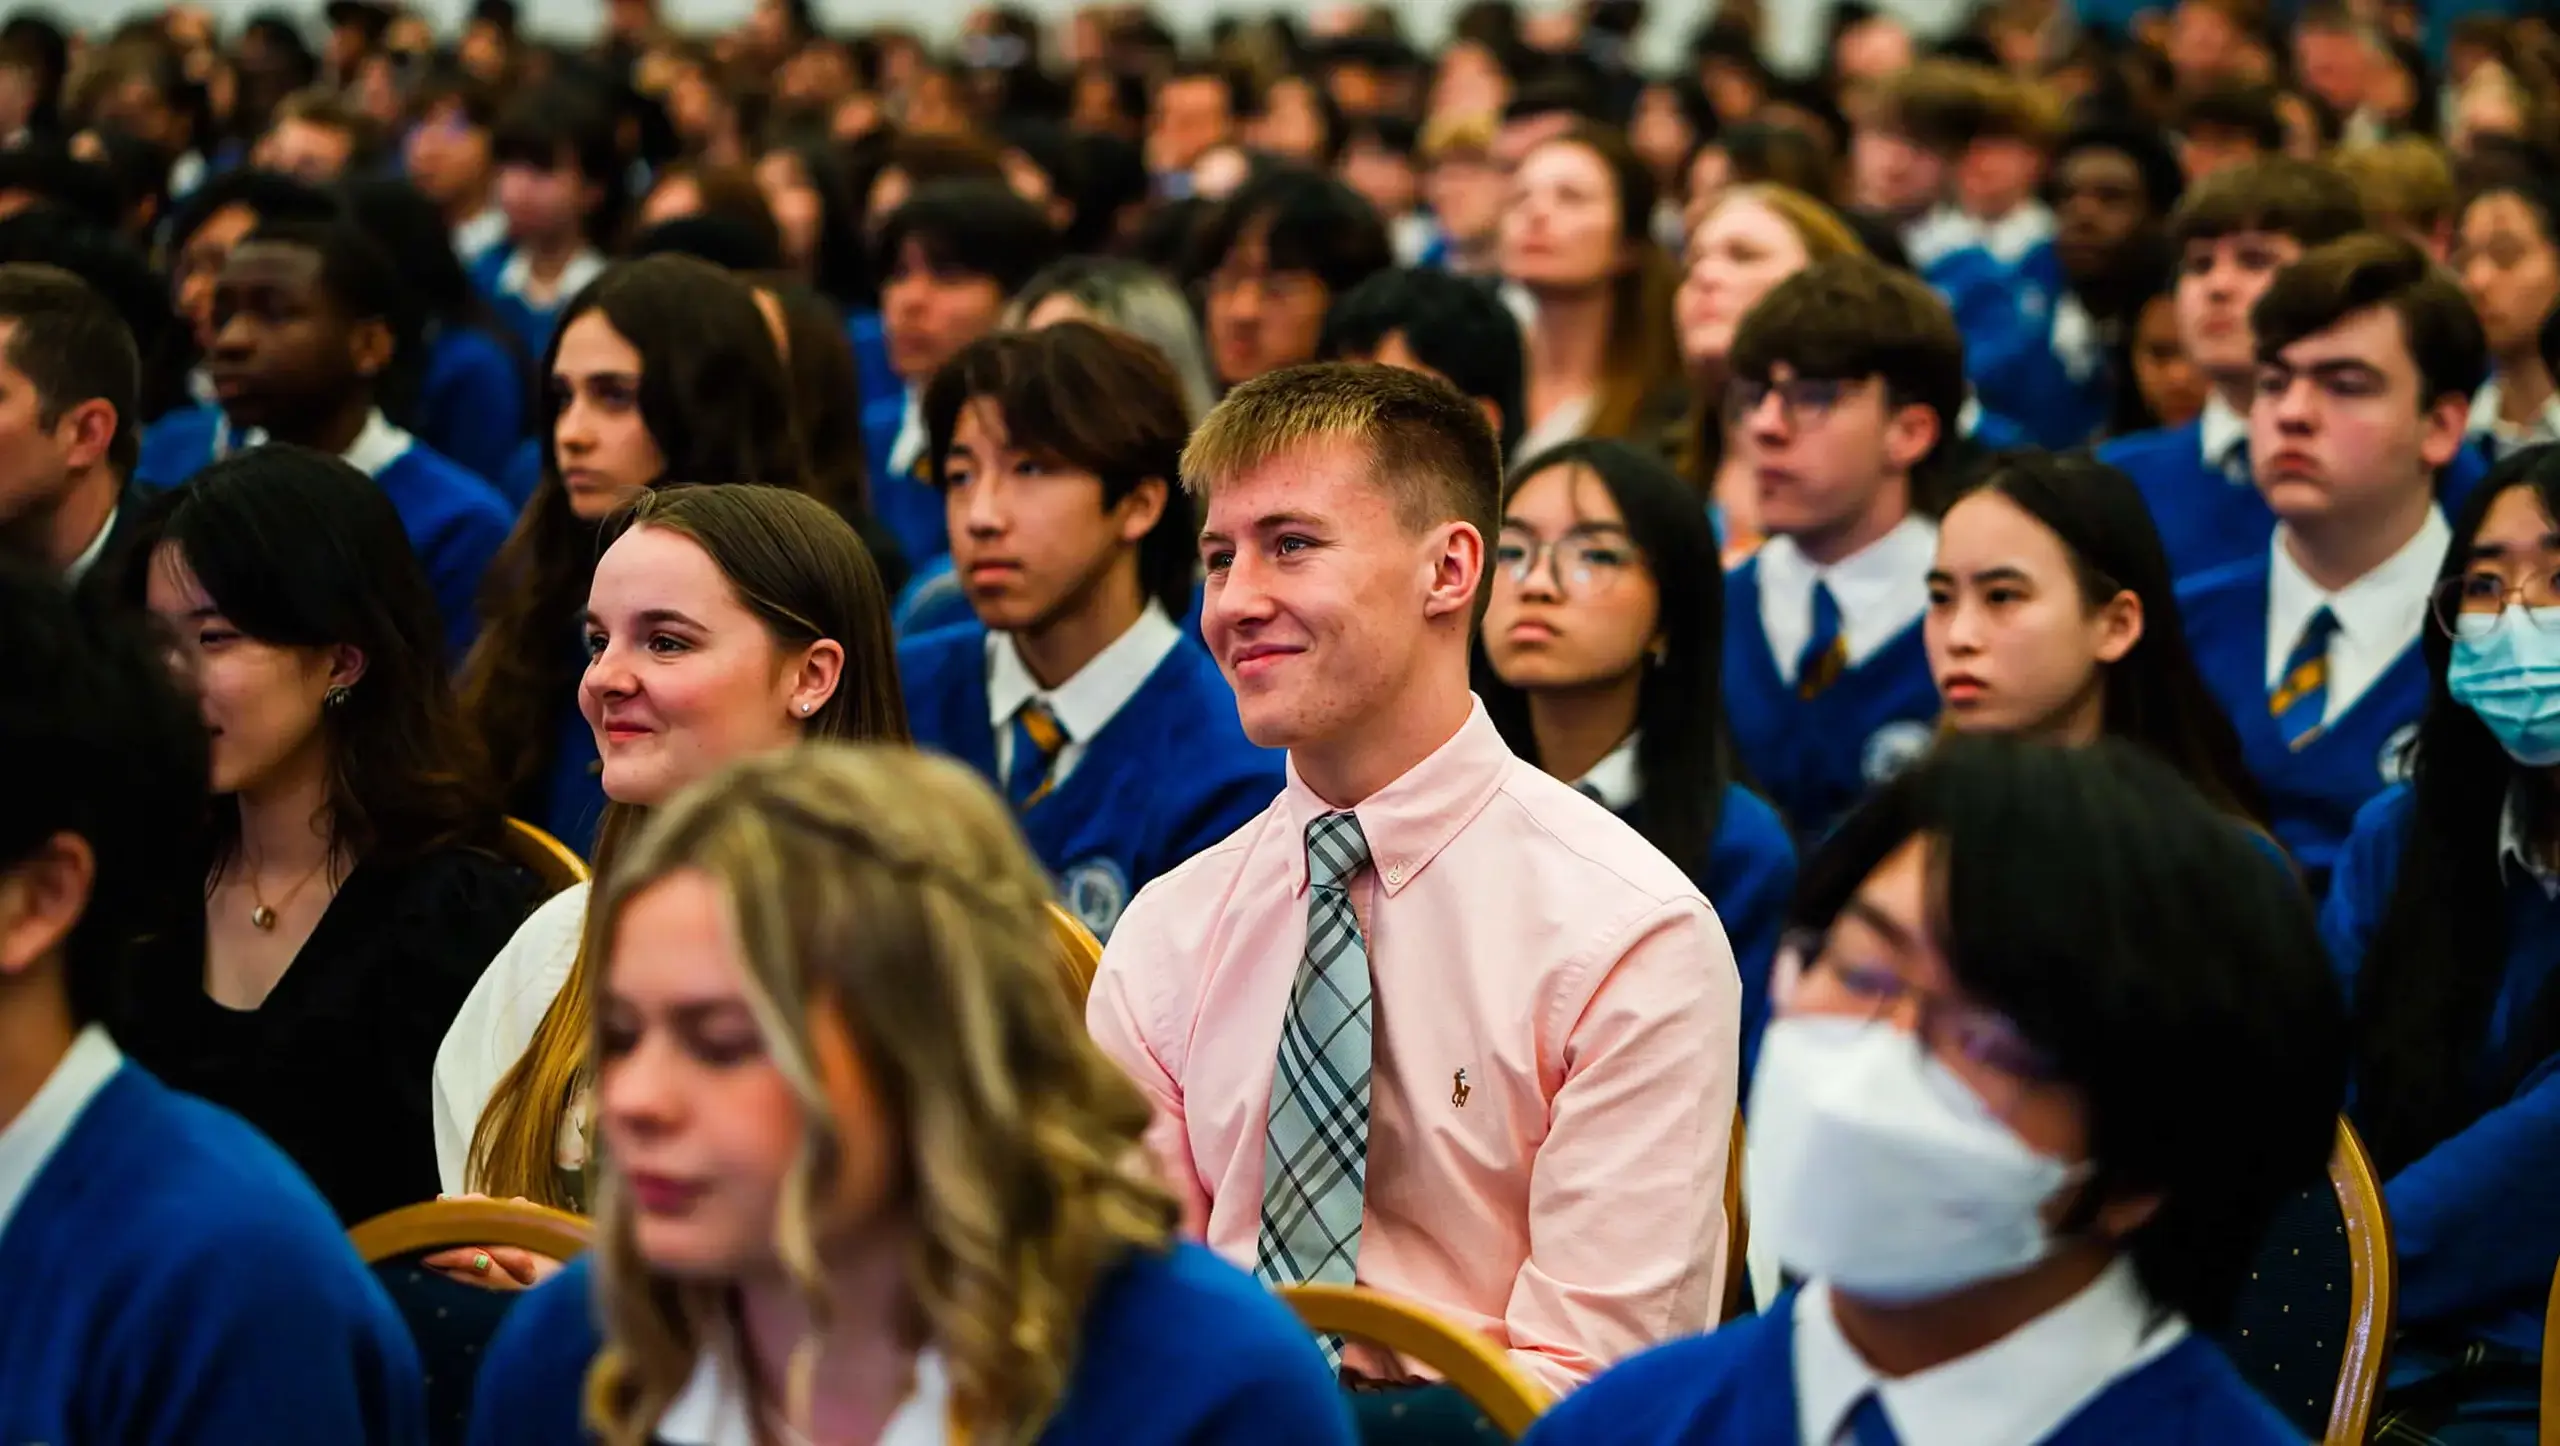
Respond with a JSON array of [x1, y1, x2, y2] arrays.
[[984, 603, 1183, 743], [2199, 391, 2248, 476], [1569, 732, 1641, 813], [1279, 697, 1511, 901], [1792, 1261, 2187, 1446]]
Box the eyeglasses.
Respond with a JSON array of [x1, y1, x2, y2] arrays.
[[1722, 375, 1858, 428], [1204, 267, 1323, 307], [1493, 533, 1637, 596], [2429, 569, 2560, 638], [1773, 926, 2062, 1116]]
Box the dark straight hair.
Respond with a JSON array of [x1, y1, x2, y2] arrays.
[[1957, 452, 2266, 824], [1796, 734, 2345, 1328], [2351, 446, 2560, 1174], [1478, 438, 1735, 870], [119, 444, 500, 872]]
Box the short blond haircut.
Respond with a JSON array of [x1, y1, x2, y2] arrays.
[[2333, 137, 2457, 236], [1180, 361, 1501, 550], [1419, 112, 1497, 166]]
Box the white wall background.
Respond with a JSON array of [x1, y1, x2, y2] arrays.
[[65, 0, 1986, 81]]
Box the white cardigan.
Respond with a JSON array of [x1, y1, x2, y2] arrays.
[[431, 882, 588, 1194]]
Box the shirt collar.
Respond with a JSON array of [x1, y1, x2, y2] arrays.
[[887, 387, 926, 480], [0, 1026, 122, 1243], [657, 1346, 954, 1446], [1570, 731, 1641, 813], [62, 499, 119, 587], [245, 409, 414, 479], [2199, 391, 2248, 475], [496, 245, 607, 304], [1973, 202, 2056, 267], [1793, 1262, 2187, 1446], [984, 604, 1182, 744], [454, 206, 509, 262], [1280, 696, 1513, 899], [2499, 784, 2559, 898], [2469, 376, 2560, 456], [1758, 514, 1938, 655], [2267, 505, 2450, 662]]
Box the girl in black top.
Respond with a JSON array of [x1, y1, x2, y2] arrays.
[[117, 443, 539, 1224]]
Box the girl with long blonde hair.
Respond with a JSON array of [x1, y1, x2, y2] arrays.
[[465, 745, 1353, 1446], [429, 485, 907, 1284]]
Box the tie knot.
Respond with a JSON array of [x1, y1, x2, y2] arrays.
[[1017, 700, 1067, 758], [1304, 811, 1370, 890], [2303, 606, 2340, 644]]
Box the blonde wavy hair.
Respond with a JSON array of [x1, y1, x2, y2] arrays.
[[583, 744, 1180, 1445], [467, 485, 910, 1207]]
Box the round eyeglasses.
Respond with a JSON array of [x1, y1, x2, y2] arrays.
[[2429, 571, 2560, 639]]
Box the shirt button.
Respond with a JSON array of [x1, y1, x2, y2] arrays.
[[1385, 865, 1404, 885]]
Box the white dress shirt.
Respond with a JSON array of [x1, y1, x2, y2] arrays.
[[2501, 786, 2558, 899], [2199, 390, 2250, 482], [496, 245, 607, 308], [1756, 515, 1939, 684], [1792, 1261, 2188, 1446], [240, 408, 417, 479], [656, 1345, 956, 1446], [62, 503, 120, 587], [1571, 732, 1642, 812], [2469, 377, 2560, 459], [1513, 392, 1597, 464], [2264, 506, 2450, 726], [453, 206, 508, 265], [431, 883, 589, 1192], [0, 1026, 122, 1242], [986, 603, 1182, 785], [887, 387, 926, 482]]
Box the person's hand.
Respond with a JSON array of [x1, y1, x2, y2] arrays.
[[421, 1193, 565, 1291]]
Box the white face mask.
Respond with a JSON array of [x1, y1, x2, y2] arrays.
[[1746, 1014, 2083, 1304]]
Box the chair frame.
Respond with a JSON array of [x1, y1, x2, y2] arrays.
[[499, 817, 592, 897], [1280, 1283, 1552, 1440], [1722, 1112, 1750, 1324], [2541, 1256, 2560, 1446], [1047, 902, 1102, 1004], [2325, 1116, 2395, 1446], [348, 1197, 596, 1266]]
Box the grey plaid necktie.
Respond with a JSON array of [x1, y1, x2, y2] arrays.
[[1256, 810, 1375, 1322]]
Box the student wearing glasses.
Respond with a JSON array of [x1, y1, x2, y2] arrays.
[[1523, 735, 2346, 1445], [1480, 439, 1799, 1085], [1720, 256, 1961, 838], [2320, 447, 2560, 1441]]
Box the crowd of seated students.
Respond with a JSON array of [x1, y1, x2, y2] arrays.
[[1, 0, 2560, 1442]]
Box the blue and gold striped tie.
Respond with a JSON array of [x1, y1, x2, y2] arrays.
[[2270, 607, 2339, 751], [1798, 581, 1850, 699], [1005, 701, 1067, 810]]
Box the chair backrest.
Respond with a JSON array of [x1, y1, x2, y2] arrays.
[[1722, 1111, 1751, 1323], [2210, 1117, 2394, 1445], [1280, 1283, 1552, 1440], [347, 1199, 597, 1446], [2541, 1257, 2560, 1446], [1048, 902, 1102, 1005], [498, 817, 592, 899]]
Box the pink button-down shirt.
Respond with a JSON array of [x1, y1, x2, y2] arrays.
[[1089, 700, 1739, 1396]]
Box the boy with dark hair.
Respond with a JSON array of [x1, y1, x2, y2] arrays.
[[1524, 734, 2343, 1446], [899, 324, 1281, 940], [1145, 63, 1244, 198], [404, 64, 504, 263], [2094, 159, 2479, 581], [178, 219, 511, 656], [1722, 255, 1964, 838], [0, 263, 140, 592], [468, 83, 622, 362], [2175, 84, 2289, 180], [2178, 233, 2485, 888], [250, 88, 383, 185], [0, 559, 426, 1443], [1321, 267, 1526, 460], [1196, 167, 1393, 389], [864, 179, 1062, 576]]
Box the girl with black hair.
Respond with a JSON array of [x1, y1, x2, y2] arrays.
[[460, 253, 818, 860], [1526, 735, 2345, 1446], [339, 175, 529, 486], [752, 130, 869, 309], [1479, 438, 1797, 1081], [117, 444, 539, 1225], [2321, 446, 2560, 1439], [2455, 178, 2560, 459], [1926, 451, 2266, 824]]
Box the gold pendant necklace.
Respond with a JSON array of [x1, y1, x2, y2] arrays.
[[247, 855, 333, 931]]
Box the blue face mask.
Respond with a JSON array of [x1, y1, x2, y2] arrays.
[[2447, 606, 2560, 767]]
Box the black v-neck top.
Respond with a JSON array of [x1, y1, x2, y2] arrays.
[[118, 845, 542, 1225]]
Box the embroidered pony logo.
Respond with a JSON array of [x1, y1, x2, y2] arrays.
[[1452, 1069, 1471, 1108]]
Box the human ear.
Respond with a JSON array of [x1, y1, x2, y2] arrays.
[[1114, 476, 1169, 545], [785, 639, 846, 723], [1882, 400, 1941, 475], [0, 834, 92, 981], [1422, 521, 1486, 623], [2091, 588, 2145, 665]]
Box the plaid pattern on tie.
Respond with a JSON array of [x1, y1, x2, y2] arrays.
[[2270, 607, 2339, 752], [1005, 701, 1067, 809], [1256, 810, 1375, 1364], [1798, 580, 1850, 699]]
